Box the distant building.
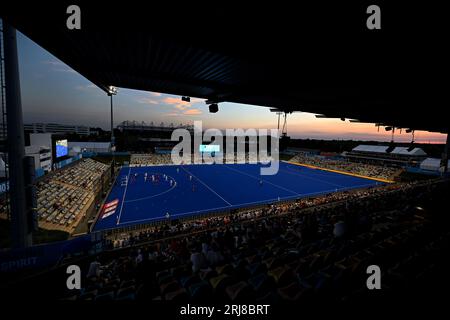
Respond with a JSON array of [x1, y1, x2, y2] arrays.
[[29, 133, 53, 148], [68, 141, 111, 154], [117, 120, 194, 134], [116, 120, 194, 152], [24, 123, 92, 136], [25, 145, 52, 173]]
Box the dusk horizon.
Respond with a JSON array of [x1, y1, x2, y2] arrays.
[[17, 31, 446, 144]]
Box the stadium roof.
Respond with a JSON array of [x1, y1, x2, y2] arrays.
[[420, 158, 450, 172], [352, 145, 390, 154], [390, 147, 426, 156], [352, 145, 427, 156], [1, 3, 448, 133]]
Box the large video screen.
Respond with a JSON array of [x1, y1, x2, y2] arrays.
[[55, 139, 68, 158], [199, 144, 220, 153]]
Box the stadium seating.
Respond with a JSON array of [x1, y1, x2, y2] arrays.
[[0, 196, 10, 220], [62, 178, 450, 302], [50, 158, 109, 190], [35, 158, 109, 231], [290, 154, 399, 180], [131, 153, 172, 166], [129, 153, 275, 166]]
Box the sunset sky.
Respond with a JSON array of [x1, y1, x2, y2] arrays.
[[17, 32, 446, 144]]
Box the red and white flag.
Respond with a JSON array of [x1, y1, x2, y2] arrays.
[[101, 199, 119, 219]]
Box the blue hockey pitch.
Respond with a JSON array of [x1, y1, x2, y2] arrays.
[[92, 161, 383, 231]]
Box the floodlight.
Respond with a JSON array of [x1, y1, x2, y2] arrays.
[[108, 86, 118, 95]]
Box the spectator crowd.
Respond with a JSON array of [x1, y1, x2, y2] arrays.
[[65, 178, 449, 302], [290, 154, 399, 180]]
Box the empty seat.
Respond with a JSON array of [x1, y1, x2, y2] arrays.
[[268, 266, 295, 287], [246, 262, 267, 276], [77, 290, 97, 301], [95, 291, 114, 301], [277, 282, 304, 301], [248, 274, 276, 298], [263, 257, 283, 270], [116, 286, 135, 300], [180, 275, 200, 289], [188, 281, 212, 301], [157, 273, 174, 286], [210, 274, 234, 291], [165, 288, 189, 301], [160, 280, 180, 296], [216, 264, 233, 276], [120, 279, 135, 288], [199, 269, 217, 281], [225, 281, 254, 301]]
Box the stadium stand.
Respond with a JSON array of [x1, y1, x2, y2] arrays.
[[130, 153, 274, 166], [35, 158, 110, 233], [58, 178, 449, 302], [289, 154, 399, 180], [1, 158, 110, 232], [0, 196, 9, 220], [50, 158, 110, 190], [130, 153, 172, 166], [104, 179, 422, 247]]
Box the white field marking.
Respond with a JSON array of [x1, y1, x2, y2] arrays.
[[109, 182, 380, 228], [180, 165, 233, 206], [124, 174, 177, 203], [116, 204, 234, 225], [116, 166, 132, 225], [223, 164, 299, 196], [278, 164, 347, 188]]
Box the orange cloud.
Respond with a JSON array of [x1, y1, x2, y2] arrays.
[[163, 97, 189, 105], [163, 96, 204, 107], [184, 109, 202, 115], [138, 98, 159, 105], [174, 104, 189, 111]]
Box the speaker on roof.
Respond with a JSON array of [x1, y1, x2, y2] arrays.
[[209, 103, 219, 113]]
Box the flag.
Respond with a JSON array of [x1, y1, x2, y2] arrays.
[[101, 199, 119, 219]]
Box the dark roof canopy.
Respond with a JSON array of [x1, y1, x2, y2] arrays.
[[2, 2, 448, 133]]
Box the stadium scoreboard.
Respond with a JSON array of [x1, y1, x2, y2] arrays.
[[199, 144, 220, 153], [55, 139, 68, 158]]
